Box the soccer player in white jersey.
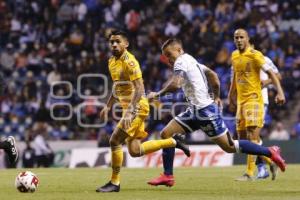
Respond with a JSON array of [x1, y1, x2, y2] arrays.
[[146, 38, 286, 186]]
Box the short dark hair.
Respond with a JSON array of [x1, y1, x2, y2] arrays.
[[109, 30, 128, 40], [161, 38, 182, 51]]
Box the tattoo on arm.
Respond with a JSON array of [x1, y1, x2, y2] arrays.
[[157, 70, 184, 97], [128, 78, 145, 113], [205, 68, 220, 99]]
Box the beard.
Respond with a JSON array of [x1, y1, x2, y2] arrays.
[[112, 49, 122, 57]]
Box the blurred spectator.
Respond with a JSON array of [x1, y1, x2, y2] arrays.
[[269, 122, 290, 140], [32, 123, 53, 167], [0, 43, 15, 75], [291, 116, 300, 139], [0, 0, 299, 142], [22, 141, 35, 168]]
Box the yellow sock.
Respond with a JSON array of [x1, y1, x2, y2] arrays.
[[261, 156, 272, 165], [111, 145, 123, 185], [246, 154, 256, 177], [141, 138, 176, 155]]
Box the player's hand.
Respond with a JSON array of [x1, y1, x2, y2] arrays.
[[214, 97, 223, 109], [121, 111, 134, 130], [228, 99, 237, 113], [99, 105, 110, 122], [147, 92, 158, 101], [275, 92, 286, 105]]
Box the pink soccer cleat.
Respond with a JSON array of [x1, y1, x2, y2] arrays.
[[147, 173, 175, 187], [268, 146, 286, 172]]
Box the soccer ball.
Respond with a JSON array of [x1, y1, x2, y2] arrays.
[[15, 171, 39, 193]]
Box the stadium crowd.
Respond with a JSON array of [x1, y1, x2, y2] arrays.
[[0, 0, 300, 145]]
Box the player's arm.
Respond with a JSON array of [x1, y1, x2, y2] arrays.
[[147, 70, 184, 99], [228, 68, 237, 111], [122, 78, 145, 129], [265, 69, 285, 105], [99, 88, 116, 121], [105, 90, 117, 110], [127, 78, 145, 114], [204, 68, 222, 107], [261, 59, 282, 88], [262, 72, 282, 88], [257, 53, 285, 105]]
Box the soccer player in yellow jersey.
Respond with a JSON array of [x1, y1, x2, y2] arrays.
[[96, 30, 190, 193], [228, 29, 286, 181]]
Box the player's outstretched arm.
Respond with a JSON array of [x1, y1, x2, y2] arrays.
[[147, 71, 184, 100], [266, 69, 285, 105], [204, 68, 222, 107]]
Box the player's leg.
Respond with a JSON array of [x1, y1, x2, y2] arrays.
[[125, 116, 189, 157], [202, 104, 286, 175], [245, 126, 261, 179], [256, 105, 278, 180], [0, 136, 18, 164], [211, 132, 286, 173], [236, 102, 262, 180], [147, 119, 187, 187], [235, 129, 254, 181], [247, 126, 271, 180], [96, 127, 128, 193]]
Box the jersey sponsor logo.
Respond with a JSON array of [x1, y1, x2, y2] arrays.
[[128, 61, 135, 67]]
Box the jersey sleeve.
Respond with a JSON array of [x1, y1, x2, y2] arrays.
[[174, 60, 188, 73], [253, 50, 270, 72], [264, 56, 279, 73], [125, 58, 142, 81]]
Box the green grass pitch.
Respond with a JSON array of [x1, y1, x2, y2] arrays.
[[0, 165, 299, 200]]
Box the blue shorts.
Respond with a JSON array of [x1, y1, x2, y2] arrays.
[[174, 103, 228, 139]]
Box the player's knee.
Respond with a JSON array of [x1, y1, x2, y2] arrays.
[[160, 130, 173, 139], [160, 130, 168, 139], [109, 137, 121, 147], [219, 144, 236, 153], [128, 147, 141, 157]]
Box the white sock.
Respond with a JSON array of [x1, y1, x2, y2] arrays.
[[233, 140, 240, 153]]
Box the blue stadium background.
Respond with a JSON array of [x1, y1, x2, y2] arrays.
[[0, 0, 299, 146]]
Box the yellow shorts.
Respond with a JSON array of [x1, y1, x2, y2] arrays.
[[236, 101, 264, 131], [117, 115, 148, 139], [117, 97, 149, 139]]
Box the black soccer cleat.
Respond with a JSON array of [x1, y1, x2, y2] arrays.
[[173, 134, 190, 157], [96, 181, 120, 193], [4, 136, 18, 164]]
